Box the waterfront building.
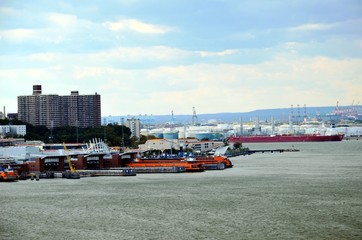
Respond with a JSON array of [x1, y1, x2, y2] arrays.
[[18, 85, 101, 128], [179, 139, 224, 153], [0, 140, 117, 172], [139, 138, 224, 153], [141, 139, 179, 152]]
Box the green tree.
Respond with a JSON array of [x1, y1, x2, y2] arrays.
[[233, 142, 242, 149]]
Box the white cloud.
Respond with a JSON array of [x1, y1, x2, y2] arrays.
[[104, 19, 172, 34], [285, 42, 300, 49], [26, 46, 192, 68], [198, 49, 239, 57], [288, 23, 335, 32], [0, 12, 100, 46], [0, 7, 17, 15], [48, 13, 78, 28], [29, 53, 58, 62], [229, 32, 256, 41], [0, 28, 35, 41], [73, 67, 106, 80], [98, 45, 191, 61], [1, 0, 361, 117], [108, 57, 362, 114], [2, 54, 362, 115]]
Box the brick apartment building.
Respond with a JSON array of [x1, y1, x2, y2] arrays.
[[18, 85, 101, 128]]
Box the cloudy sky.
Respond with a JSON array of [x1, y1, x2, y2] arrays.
[[1, 0, 361, 116]]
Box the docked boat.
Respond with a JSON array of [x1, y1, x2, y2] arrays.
[[127, 154, 233, 172], [0, 165, 19, 181], [228, 134, 344, 143]]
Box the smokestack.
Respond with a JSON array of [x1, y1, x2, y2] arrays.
[[33, 85, 42, 95]]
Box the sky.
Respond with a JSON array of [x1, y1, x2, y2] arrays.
[[1, 0, 362, 116]]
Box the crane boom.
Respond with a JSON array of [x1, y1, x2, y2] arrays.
[[63, 143, 76, 174]]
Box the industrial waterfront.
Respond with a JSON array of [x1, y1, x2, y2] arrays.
[[1, 140, 362, 240]]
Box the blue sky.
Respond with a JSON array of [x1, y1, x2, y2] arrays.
[[1, 0, 361, 116]]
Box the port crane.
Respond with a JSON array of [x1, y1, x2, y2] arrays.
[[63, 143, 80, 179]]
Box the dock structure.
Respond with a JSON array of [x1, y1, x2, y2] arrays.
[[127, 161, 205, 172], [77, 168, 136, 177], [227, 149, 300, 157], [202, 162, 225, 170], [1, 142, 237, 179], [133, 166, 186, 173], [250, 149, 300, 154]]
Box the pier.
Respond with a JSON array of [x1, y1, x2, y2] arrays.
[[133, 166, 186, 173], [227, 148, 299, 157], [77, 169, 136, 177], [249, 149, 300, 153]]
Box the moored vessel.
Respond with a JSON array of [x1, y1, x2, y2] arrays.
[[228, 134, 344, 143], [0, 165, 19, 181]]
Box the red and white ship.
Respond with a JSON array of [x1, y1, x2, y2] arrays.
[[228, 134, 344, 143]]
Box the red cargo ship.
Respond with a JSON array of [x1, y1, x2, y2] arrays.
[[228, 134, 344, 143]]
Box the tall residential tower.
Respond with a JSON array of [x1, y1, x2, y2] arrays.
[[18, 85, 101, 128]]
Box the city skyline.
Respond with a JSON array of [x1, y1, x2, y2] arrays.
[[1, 1, 362, 116]]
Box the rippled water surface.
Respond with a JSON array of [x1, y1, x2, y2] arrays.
[[1, 141, 362, 240]]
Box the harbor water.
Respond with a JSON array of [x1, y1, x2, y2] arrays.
[[1, 141, 362, 240]]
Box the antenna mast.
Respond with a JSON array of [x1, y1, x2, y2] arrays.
[[191, 107, 198, 126]]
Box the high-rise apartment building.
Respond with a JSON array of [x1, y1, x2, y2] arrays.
[[125, 117, 141, 139], [18, 85, 101, 128]]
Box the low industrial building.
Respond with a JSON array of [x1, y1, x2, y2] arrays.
[[139, 138, 224, 153], [0, 138, 26, 147], [0, 141, 140, 176]]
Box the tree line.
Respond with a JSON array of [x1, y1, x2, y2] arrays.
[[0, 118, 144, 147]]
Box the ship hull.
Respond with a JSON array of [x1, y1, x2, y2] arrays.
[[228, 134, 344, 143]]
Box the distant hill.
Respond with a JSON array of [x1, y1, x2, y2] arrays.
[[103, 106, 337, 125]]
